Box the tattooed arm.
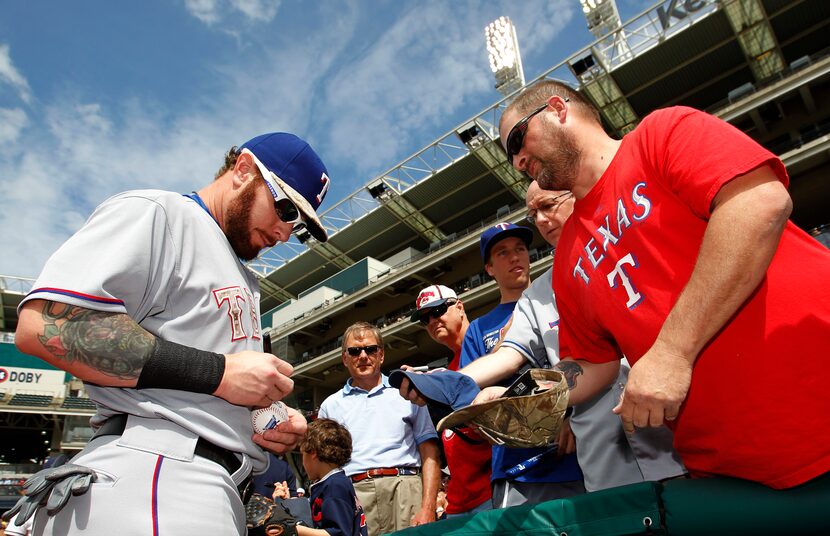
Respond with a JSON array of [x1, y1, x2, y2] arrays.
[[552, 358, 619, 406], [15, 300, 297, 413], [15, 300, 154, 386]]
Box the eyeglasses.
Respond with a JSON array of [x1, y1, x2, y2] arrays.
[[346, 345, 380, 357], [417, 299, 457, 325], [525, 192, 573, 225], [504, 98, 568, 165], [241, 148, 306, 233]]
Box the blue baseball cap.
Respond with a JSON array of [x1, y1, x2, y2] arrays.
[[479, 222, 533, 263], [240, 133, 331, 242], [388, 369, 480, 425]]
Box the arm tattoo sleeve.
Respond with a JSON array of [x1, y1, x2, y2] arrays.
[[38, 301, 155, 380], [554, 360, 583, 390]]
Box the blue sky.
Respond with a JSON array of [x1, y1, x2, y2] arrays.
[[0, 0, 650, 279]]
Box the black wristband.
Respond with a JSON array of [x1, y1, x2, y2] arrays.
[[136, 338, 225, 394]]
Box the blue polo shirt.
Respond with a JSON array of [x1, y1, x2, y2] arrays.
[[318, 375, 438, 475], [460, 302, 583, 484]]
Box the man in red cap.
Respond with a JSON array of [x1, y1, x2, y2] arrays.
[[411, 285, 493, 517]]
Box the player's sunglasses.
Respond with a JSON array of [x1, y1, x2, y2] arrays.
[[346, 345, 380, 357], [272, 192, 304, 231], [417, 299, 457, 325], [504, 98, 568, 165], [240, 148, 306, 233]]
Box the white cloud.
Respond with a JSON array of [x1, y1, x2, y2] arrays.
[[0, 7, 356, 278], [0, 0, 575, 278], [230, 0, 281, 21], [0, 44, 32, 104], [0, 108, 28, 145], [319, 3, 493, 175], [183, 0, 282, 25]]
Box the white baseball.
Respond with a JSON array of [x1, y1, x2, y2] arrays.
[[251, 401, 290, 434]]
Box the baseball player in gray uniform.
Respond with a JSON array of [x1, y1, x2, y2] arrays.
[[10, 133, 331, 535], [403, 181, 685, 491]]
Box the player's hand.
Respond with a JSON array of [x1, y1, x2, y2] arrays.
[[214, 351, 294, 407], [471, 385, 507, 406], [398, 377, 428, 406], [253, 406, 307, 454], [613, 342, 693, 433], [557, 417, 576, 456], [272, 480, 290, 500]]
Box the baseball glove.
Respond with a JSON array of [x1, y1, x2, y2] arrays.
[[245, 493, 298, 536], [437, 369, 570, 449]]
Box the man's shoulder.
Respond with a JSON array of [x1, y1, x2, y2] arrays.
[[108, 189, 181, 203], [639, 106, 701, 131], [96, 190, 188, 216], [525, 267, 554, 297]]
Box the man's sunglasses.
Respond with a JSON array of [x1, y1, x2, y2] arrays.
[[417, 299, 457, 325], [346, 345, 380, 357], [504, 98, 568, 165], [240, 148, 306, 232]]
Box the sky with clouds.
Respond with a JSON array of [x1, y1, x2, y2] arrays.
[[0, 0, 651, 279]]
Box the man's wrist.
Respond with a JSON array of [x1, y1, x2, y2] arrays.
[[137, 338, 225, 393]]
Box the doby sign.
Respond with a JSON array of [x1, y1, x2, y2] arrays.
[[0, 366, 66, 391]]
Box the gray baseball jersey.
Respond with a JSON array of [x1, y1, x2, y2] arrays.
[[501, 267, 685, 491], [21, 190, 268, 534]]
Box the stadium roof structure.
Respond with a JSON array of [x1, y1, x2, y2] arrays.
[[0, 276, 32, 336], [252, 0, 830, 407], [250, 0, 830, 314]]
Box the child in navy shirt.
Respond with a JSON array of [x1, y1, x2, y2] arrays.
[[296, 418, 368, 536]]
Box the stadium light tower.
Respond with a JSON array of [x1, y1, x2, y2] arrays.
[[485, 16, 525, 98], [580, 0, 622, 40]]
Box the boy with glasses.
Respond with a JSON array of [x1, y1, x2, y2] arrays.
[[318, 322, 440, 536]]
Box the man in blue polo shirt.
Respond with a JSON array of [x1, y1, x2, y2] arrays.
[[462, 222, 584, 508], [318, 322, 441, 536]]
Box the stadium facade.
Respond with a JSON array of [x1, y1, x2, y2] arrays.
[[1, 0, 828, 470]]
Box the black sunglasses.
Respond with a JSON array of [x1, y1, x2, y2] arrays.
[[505, 98, 568, 165], [346, 345, 380, 357], [274, 198, 304, 232], [417, 299, 457, 325]]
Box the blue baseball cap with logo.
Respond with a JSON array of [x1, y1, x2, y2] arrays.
[[479, 222, 533, 263], [389, 369, 480, 426], [241, 132, 332, 242]]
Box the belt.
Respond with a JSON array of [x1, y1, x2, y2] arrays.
[[350, 467, 420, 483], [95, 414, 252, 500]]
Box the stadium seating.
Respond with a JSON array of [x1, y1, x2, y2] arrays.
[[60, 396, 97, 410], [8, 394, 54, 407]]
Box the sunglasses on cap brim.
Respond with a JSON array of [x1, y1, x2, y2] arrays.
[[240, 148, 306, 232]]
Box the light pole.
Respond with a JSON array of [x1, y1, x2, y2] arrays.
[[485, 16, 525, 98]]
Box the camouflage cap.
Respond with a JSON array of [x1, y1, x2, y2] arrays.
[[436, 369, 569, 449]]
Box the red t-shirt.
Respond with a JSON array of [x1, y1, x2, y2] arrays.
[[554, 106, 830, 489], [442, 351, 492, 514]]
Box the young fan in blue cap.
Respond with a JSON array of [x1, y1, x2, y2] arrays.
[[12, 132, 332, 535]]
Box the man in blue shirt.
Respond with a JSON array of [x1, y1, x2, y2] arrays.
[[462, 222, 585, 508], [318, 322, 440, 536]]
